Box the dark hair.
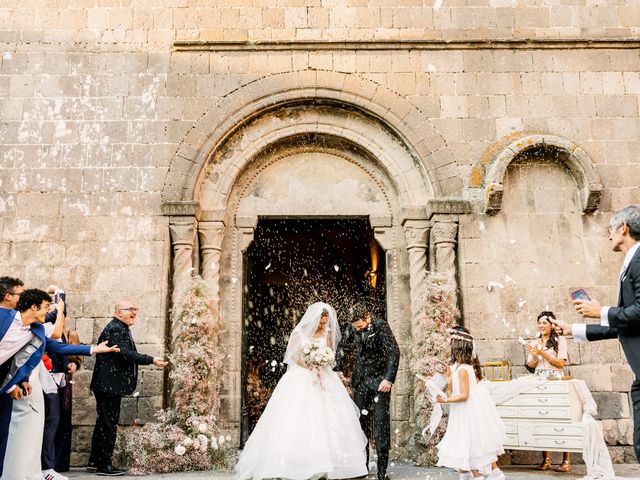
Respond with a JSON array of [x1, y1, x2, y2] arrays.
[[537, 311, 559, 354], [0, 276, 23, 301], [16, 289, 52, 313], [321, 308, 329, 317], [351, 302, 369, 322], [450, 326, 483, 381]]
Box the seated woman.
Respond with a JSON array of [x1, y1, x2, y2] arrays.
[[526, 311, 571, 473]]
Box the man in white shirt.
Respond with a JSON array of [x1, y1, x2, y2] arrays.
[[553, 205, 640, 462], [0, 276, 26, 476]]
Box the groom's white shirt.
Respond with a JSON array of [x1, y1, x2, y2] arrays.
[[572, 242, 640, 341]]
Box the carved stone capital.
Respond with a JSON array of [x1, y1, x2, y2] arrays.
[[169, 218, 197, 248], [199, 221, 226, 253], [402, 220, 429, 250], [373, 226, 393, 251], [431, 220, 458, 246]]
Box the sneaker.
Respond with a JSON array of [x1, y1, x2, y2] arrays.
[[42, 469, 69, 480], [487, 468, 506, 480], [86, 462, 97, 472], [96, 465, 127, 476]]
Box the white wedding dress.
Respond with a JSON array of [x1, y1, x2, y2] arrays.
[[235, 334, 368, 480]]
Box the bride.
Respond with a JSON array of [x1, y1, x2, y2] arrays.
[[235, 302, 368, 480]]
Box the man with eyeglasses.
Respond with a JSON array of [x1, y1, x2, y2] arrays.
[[0, 276, 25, 476], [553, 205, 640, 462], [88, 300, 168, 476]]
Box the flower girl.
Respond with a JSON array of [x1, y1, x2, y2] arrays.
[[435, 328, 506, 480]]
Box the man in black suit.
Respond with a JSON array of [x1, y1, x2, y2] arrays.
[[336, 302, 400, 480], [88, 300, 168, 476], [554, 205, 640, 462]]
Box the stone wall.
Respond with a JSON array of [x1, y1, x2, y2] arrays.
[[1, 0, 639, 465]]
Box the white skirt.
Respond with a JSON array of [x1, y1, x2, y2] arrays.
[[437, 381, 506, 472], [235, 365, 368, 480]]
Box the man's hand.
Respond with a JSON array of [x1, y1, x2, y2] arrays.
[[94, 341, 120, 354], [56, 298, 65, 314], [435, 395, 447, 404], [550, 319, 572, 336], [21, 382, 32, 396], [67, 363, 78, 375], [153, 358, 169, 367], [377, 379, 393, 393], [9, 388, 22, 400], [337, 372, 349, 386], [573, 299, 602, 319]]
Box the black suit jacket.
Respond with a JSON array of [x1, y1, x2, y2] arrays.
[[90, 318, 154, 396], [336, 317, 400, 391], [586, 245, 640, 380]]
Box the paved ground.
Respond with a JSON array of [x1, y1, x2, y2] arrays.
[[66, 461, 640, 479]]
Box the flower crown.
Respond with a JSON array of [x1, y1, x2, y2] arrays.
[[447, 328, 474, 343]]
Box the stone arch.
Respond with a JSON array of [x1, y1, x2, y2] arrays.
[[196, 104, 430, 217], [483, 134, 603, 214], [161, 69, 454, 204]]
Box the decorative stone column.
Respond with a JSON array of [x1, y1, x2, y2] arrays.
[[198, 220, 226, 305], [401, 218, 430, 333], [426, 199, 472, 311], [163, 200, 200, 328]]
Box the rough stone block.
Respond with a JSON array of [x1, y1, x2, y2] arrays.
[[593, 392, 631, 420], [611, 364, 635, 392]]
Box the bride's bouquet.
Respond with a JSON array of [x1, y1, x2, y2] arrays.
[[301, 342, 336, 369]]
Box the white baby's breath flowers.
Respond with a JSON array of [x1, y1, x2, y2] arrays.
[[182, 437, 194, 448], [198, 423, 208, 433], [174, 444, 186, 456], [210, 437, 218, 450], [219, 434, 225, 445], [197, 434, 208, 451]]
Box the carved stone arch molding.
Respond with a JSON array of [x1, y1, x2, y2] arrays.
[[161, 69, 457, 203], [484, 134, 603, 214]]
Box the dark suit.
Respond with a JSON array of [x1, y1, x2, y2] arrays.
[[89, 318, 153, 469], [584, 245, 640, 461], [336, 317, 400, 480]]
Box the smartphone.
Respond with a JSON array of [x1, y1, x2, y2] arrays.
[[570, 288, 591, 301]]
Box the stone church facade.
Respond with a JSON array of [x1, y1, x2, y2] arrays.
[[1, 1, 639, 463]]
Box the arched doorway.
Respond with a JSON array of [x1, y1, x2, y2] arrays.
[[163, 75, 445, 445], [241, 218, 386, 442]]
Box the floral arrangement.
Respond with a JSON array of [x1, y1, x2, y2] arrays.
[[409, 272, 460, 465], [301, 342, 336, 368], [115, 276, 235, 474]]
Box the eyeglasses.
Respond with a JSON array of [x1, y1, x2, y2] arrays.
[[119, 307, 139, 313], [8, 291, 22, 297]]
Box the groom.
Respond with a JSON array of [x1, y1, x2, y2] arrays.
[[336, 302, 400, 480]]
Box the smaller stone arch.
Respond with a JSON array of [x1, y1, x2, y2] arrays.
[[484, 134, 603, 214]]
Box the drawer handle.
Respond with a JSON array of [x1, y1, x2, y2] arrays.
[[554, 427, 565, 432], [555, 440, 566, 445], [539, 411, 549, 415], [538, 398, 549, 403], [537, 386, 548, 391]]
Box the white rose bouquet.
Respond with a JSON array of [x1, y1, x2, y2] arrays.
[[301, 342, 336, 369], [300, 342, 336, 389]]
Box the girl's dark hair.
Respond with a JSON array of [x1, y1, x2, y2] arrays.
[[321, 308, 329, 317], [450, 326, 483, 381], [537, 311, 559, 354]]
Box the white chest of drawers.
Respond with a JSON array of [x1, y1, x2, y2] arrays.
[[494, 380, 584, 452]]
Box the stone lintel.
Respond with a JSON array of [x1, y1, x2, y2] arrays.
[[162, 201, 201, 218], [399, 207, 428, 226], [369, 215, 393, 228], [426, 198, 472, 219], [235, 215, 259, 229]]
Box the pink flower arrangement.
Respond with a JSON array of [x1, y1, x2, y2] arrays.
[[115, 276, 235, 474], [409, 272, 460, 465]]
